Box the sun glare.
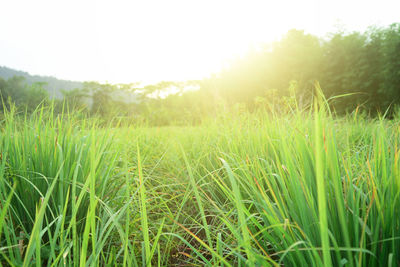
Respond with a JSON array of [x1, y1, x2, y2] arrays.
[[1, 0, 399, 83], [2, 0, 400, 266], [92, 0, 320, 83]]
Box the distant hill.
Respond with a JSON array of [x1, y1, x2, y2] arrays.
[[0, 66, 83, 98]]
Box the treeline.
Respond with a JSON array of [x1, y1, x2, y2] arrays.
[[0, 78, 140, 117], [212, 23, 400, 112], [136, 23, 400, 123], [0, 66, 83, 98], [1, 23, 400, 124], [0, 76, 50, 112]]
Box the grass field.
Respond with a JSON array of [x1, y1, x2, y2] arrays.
[[1, 102, 399, 266]]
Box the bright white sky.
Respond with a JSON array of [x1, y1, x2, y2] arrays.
[[1, 0, 399, 84]]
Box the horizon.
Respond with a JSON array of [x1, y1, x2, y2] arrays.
[[1, 0, 399, 84]]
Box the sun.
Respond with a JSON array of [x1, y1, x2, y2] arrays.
[[92, 0, 291, 84], [2, 0, 398, 83]]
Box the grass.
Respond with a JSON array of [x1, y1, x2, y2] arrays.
[[1, 102, 400, 266]]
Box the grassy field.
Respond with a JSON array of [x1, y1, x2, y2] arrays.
[[1, 102, 400, 266]]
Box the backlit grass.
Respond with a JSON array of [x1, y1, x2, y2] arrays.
[[1, 102, 399, 266]]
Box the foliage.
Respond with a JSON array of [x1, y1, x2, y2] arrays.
[[2, 24, 400, 124], [206, 24, 400, 114], [0, 66, 83, 98], [1, 99, 400, 265], [0, 76, 49, 112]]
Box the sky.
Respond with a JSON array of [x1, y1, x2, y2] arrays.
[[1, 0, 399, 84]]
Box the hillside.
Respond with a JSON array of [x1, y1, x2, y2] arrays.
[[0, 66, 83, 98]]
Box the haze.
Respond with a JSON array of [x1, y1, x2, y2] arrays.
[[1, 0, 399, 84]]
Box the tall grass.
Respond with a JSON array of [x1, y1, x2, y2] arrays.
[[1, 101, 399, 266]]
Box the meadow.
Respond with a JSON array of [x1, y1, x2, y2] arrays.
[[1, 99, 399, 266]]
